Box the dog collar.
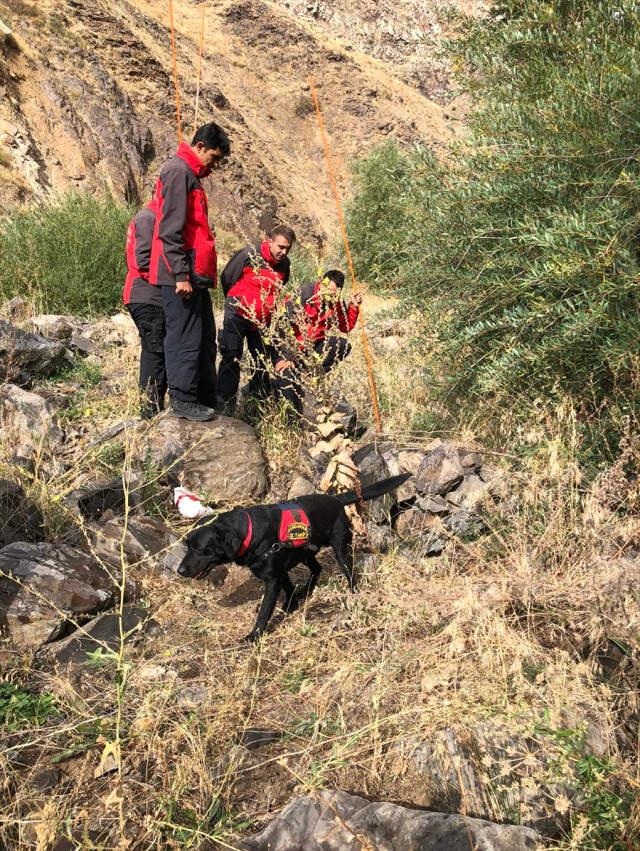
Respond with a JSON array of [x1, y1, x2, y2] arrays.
[[236, 511, 253, 557]]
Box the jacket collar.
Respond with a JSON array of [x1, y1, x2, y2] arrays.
[[176, 142, 211, 179], [260, 240, 279, 267]]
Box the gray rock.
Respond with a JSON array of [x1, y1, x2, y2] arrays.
[[141, 415, 269, 504], [0, 383, 64, 465], [240, 790, 541, 850], [73, 478, 139, 521], [416, 494, 450, 514], [445, 473, 487, 508], [0, 542, 114, 648], [0, 480, 44, 547], [382, 448, 415, 501], [53, 605, 157, 663], [460, 449, 483, 473], [175, 684, 209, 707], [86, 515, 177, 568], [31, 315, 78, 343], [160, 541, 188, 577], [364, 521, 396, 552], [407, 721, 606, 835], [353, 443, 392, 523], [415, 442, 465, 496], [395, 508, 437, 538], [443, 508, 486, 540], [288, 475, 316, 499], [69, 330, 97, 355], [0, 319, 68, 385]]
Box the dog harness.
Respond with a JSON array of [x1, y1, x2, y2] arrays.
[[236, 504, 311, 558]]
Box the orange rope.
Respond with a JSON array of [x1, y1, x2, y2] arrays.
[[308, 75, 383, 434], [168, 0, 183, 143], [193, 3, 206, 134]]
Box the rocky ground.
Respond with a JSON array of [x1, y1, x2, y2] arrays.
[[0, 293, 638, 849], [0, 0, 470, 242]]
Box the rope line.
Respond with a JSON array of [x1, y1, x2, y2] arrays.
[[193, 3, 206, 134], [308, 75, 383, 434], [168, 0, 183, 143]]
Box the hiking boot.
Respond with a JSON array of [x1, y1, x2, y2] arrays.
[[169, 399, 216, 422]]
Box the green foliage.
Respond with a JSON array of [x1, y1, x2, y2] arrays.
[[0, 192, 131, 316], [0, 682, 57, 729], [347, 1, 640, 454], [535, 720, 636, 850]]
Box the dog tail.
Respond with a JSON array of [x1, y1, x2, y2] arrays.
[[336, 473, 411, 507]]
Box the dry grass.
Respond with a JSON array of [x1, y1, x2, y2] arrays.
[[0, 304, 639, 849]]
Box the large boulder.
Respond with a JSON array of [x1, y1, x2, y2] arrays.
[[141, 415, 269, 504], [240, 790, 541, 850], [0, 319, 68, 385], [415, 442, 465, 497], [405, 720, 608, 835], [0, 542, 114, 648], [0, 480, 45, 546], [0, 383, 63, 465]]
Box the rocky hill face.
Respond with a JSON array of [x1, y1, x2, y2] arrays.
[[0, 0, 474, 243]]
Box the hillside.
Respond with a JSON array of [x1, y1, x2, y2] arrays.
[[0, 0, 469, 244]]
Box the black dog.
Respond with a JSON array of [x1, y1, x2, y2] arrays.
[[177, 473, 410, 641]]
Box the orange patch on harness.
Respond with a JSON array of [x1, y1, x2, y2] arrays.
[[279, 506, 311, 547]]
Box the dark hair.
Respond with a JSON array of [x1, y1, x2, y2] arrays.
[[191, 122, 231, 156], [269, 224, 297, 245], [322, 269, 345, 288]]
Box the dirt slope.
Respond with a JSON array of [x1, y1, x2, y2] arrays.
[[0, 0, 474, 243]]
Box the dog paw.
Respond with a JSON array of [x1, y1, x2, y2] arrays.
[[243, 631, 260, 643]]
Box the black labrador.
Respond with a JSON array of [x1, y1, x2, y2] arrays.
[[177, 473, 410, 641]]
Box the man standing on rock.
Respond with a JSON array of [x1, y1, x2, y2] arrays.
[[123, 199, 167, 419], [216, 225, 296, 416], [149, 122, 230, 422]]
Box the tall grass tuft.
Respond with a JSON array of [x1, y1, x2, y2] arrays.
[[0, 192, 132, 316]]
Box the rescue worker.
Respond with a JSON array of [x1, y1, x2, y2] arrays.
[[271, 270, 362, 418], [123, 200, 167, 419], [149, 121, 230, 421], [289, 270, 361, 371], [216, 224, 296, 415]]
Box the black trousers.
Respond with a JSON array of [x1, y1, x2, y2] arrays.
[[274, 336, 353, 417], [314, 336, 351, 372], [162, 286, 217, 405], [128, 303, 167, 417], [217, 306, 270, 410]]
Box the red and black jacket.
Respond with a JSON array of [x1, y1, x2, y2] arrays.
[[289, 280, 359, 344], [149, 143, 217, 289], [123, 202, 162, 306], [221, 241, 290, 326]]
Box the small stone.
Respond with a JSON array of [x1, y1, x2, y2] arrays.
[[288, 475, 316, 499], [416, 494, 450, 514], [175, 684, 209, 706]]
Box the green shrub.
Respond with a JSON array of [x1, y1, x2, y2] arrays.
[[0, 192, 132, 316], [0, 682, 57, 729], [346, 1, 640, 457]]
